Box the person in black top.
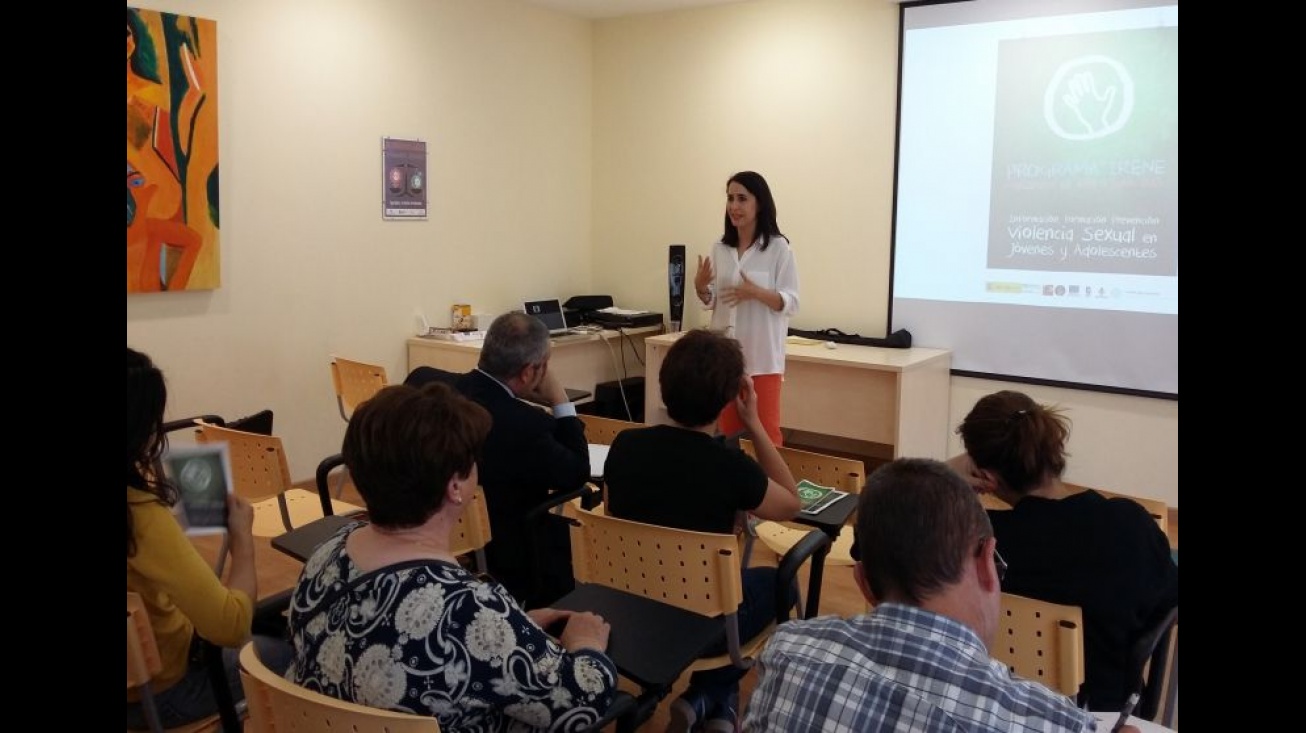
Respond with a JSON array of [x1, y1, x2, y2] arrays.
[[948, 390, 1178, 710], [604, 328, 800, 733]]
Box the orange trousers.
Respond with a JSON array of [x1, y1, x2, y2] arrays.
[[717, 373, 783, 446]]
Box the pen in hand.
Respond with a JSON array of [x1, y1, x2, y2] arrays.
[[1110, 692, 1140, 733]]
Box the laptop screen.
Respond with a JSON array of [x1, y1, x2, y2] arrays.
[[524, 299, 569, 335]]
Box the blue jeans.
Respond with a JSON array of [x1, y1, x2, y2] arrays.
[[126, 635, 292, 730]]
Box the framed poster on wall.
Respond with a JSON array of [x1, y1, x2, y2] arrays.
[[382, 137, 427, 220]]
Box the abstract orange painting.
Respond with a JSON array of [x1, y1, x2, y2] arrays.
[[127, 7, 219, 293]]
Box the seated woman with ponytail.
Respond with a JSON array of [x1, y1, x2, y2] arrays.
[[947, 389, 1178, 711]]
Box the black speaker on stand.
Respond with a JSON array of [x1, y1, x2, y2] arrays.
[[669, 244, 686, 332]]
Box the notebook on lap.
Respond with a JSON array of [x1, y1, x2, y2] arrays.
[[524, 298, 572, 336]]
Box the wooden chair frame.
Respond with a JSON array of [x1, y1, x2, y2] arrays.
[[993, 592, 1085, 699], [239, 641, 440, 732], [240, 617, 634, 733], [981, 483, 1170, 538], [330, 356, 389, 423], [568, 506, 828, 672], [578, 413, 641, 446], [128, 591, 240, 733], [195, 422, 362, 537], [741, 440, 866, 568]]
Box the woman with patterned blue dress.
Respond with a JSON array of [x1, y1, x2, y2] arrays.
[[288, 382, 618, 732]]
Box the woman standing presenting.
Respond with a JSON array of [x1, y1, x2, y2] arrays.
[[694, 171, 799, 446]]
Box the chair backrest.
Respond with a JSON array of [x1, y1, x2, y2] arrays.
[[331, 356, 389, 422], [982, 483, 1170, 539], [128, 591, 235, 732], [402, 366, 462, 389], [239, 642, 441, 733], [195, 422, 295, 503], [579, 413, 641, 446], [158, 415, 226, 479], [739, 440, 866, 494], [568, 507, 742, 619], [227, 409, 274, 436], [1073, 484, 1169, 538], [451, 487, 492, 572], [127, 591, 165, 691], [992, 592, 1085, 699]]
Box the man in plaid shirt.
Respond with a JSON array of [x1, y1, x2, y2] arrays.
[[743, 458, 1135, 733]]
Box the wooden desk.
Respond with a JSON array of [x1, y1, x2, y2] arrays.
[[407, 326, 663, 400], [643, 333, 952, 459]]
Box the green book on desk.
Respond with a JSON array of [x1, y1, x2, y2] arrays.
[[798, 479, 849, 515]]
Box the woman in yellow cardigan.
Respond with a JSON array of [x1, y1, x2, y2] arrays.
[[126, 346, 288, 728]]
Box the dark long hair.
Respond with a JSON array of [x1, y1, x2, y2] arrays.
[[127, 346, 176, 556], [721, 171, 784, 251]]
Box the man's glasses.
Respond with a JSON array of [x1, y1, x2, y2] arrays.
[[978, 538, 1008, 583]]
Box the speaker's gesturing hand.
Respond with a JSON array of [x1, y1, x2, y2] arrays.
[[695, 255, 714, 294]]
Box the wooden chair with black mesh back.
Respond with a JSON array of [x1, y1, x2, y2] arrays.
[[128, 591, 242, 733], [552, 505, 830, 732], [195, 422, 363, 538], [992, 592, 1086, 700]]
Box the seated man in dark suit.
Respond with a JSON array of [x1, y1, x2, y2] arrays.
[[455, 312, 591, 608]]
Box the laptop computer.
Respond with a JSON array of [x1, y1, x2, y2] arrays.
[[524, 298, 572, 336]]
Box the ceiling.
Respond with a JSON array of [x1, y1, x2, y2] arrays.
[[516, 0, 752, 20]]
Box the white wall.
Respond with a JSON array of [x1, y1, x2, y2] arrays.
[[127, 0, 594, 480], [127, 0, 1178, 507], [591, 0, 1178, 506]]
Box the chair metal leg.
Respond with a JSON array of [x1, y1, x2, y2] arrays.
[[213, 533, 230, 578], [201, 639, 242, 732], [136, 682, 165, 733], [332, 465, 349, 500], [275, 493, 294, 533], [1160, 629, 1178, 727]]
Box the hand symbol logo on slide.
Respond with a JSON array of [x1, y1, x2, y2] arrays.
[[1044, 55, 1134, 141]]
